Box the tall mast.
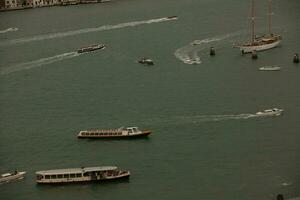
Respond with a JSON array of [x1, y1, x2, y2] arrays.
[[251, 0, 255, 43], [268, 0, 272, 35]]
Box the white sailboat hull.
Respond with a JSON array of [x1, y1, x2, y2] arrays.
[[239, 39, 281, 53]]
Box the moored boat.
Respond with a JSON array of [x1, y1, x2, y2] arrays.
[[77, 44, 105, 53], [235, 0, 282, 53], [259, 66, 281, 71], [78, 127, 151, 138], [256, 108, 283, 116], [0, 171, 26, 183], [36, 166, 130, 184]]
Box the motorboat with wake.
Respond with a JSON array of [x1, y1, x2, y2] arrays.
[[0, 171, 26, 183], [77, 44, 105, 53], [256, 108, 283, 116]]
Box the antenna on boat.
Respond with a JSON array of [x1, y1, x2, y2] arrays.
[[268, 0, 273, 35], [251, 0, 255, 44]]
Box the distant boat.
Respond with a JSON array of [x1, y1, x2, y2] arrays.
[[259, 66, 281, 71], [78, 127, 152, 139], [0, 171, 26, 183], [256, 108, 283, 116], [235, 0, 282, 53], [166, 16, 178, 20], [77, 44, 105, 53], [36, 166, 129, 184], [138, 58, 154, 65]]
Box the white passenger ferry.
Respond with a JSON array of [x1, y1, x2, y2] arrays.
[[77, 127, 151, 139], [256, 108, 283, 117], [36, 166, 130, 184]]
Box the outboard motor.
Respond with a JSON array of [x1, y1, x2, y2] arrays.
[[277, 194, 284, 200], [293, 53, 299, 63]]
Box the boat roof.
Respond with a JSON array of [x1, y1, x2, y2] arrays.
[[36, 166, 118, 175], [1, 173, 12, 177]]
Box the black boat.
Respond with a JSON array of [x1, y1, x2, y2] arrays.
[[138, 57, 154, 65]]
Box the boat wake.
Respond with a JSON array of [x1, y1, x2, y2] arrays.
[[0, 52, 80, 75], [0, 27, 19, 34], [0, 17, 177, 47], [139, 113, 260, 126], [174, 32, 242, 65]]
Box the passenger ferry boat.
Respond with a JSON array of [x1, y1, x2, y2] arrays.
[[0, 171, 26, 183], [78, 127, 151, 139], [36, 166, 130, 184], [77, 44, 105, 53], [256, 108, 283, 116]]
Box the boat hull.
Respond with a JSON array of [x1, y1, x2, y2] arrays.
[[77, 130, 151, 139], [239, 39, 281, 53], [0, 172, 26, 183]]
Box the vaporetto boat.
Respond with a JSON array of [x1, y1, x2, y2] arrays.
[[36, 166, 130, 184], [77, 127, 151, 139]]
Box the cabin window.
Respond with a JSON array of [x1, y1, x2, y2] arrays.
[[45, 175, 50, 179], [37, 175, 43, 180], [57, 174, 63, 178], [83, 172, 89, 177], [51, 175, 56, 179], [91, 133, 95, 136], [118, 132, 122, 135], [70, 174, 76, 178], [76, 173, 82, 177], [82, 133, 86, 136], [63, 174, 69, 178]]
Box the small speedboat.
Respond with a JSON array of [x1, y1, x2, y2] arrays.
[[166, 16, 178, 20], [77, 44, 105, 53], [259, 66, 281, 71], [0, 171, 26, 183], [138, 58, 154, 65], [256, 108, 283, 116]]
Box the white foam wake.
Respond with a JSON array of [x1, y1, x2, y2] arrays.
[[0, 52, 80, 75], [0, 27, 19, 34], [0, 17, 177, 47], [174, 32, 241, 65]]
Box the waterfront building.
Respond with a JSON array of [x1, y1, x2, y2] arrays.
[[0, 0, 5, 9], [3, 0, 18, 8]]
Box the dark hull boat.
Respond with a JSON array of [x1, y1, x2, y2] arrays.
[[77, 44, 105, 53], [78, 127, 151, 139]]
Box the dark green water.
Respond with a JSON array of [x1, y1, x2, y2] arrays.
[[0, 0, 299, 199]]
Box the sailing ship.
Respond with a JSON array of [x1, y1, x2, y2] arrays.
[[236, 0, 282, 54]]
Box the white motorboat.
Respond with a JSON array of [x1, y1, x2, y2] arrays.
[[259, 66, 281, 71], [256, 108, 283, 116], [0, 171, 26, 183]]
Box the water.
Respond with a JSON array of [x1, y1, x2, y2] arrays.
[[0, 0, 300, 199]]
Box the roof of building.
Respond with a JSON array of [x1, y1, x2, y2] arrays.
[[35, 166, 118, 175]]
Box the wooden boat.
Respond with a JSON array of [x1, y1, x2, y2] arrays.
[[0, 171, 26, 183], [77, 44, 105, 53], [36, 166, 129, 184], [78, 127, 151, 138], [235, 0, 282, 53]]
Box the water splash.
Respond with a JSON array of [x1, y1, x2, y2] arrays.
[[0, 52, 80, 75], [0, 27, 19, 34], [0, 17, 177, 47], [174, 32, 243, 65]]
